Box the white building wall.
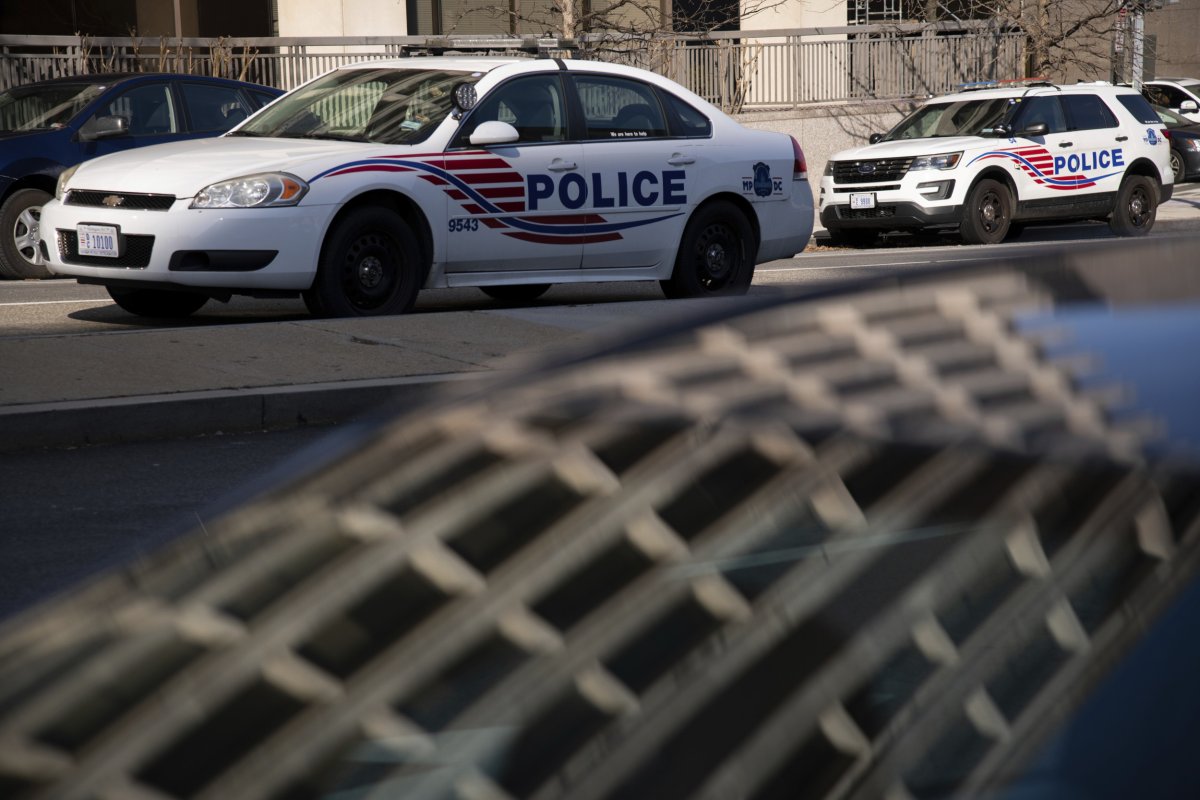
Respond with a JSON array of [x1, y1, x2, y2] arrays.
[[277, 0, 408, 38]]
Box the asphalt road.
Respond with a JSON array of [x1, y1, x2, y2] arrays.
[[5, 218, 1198, 337], [4, 217, 1200, 622]]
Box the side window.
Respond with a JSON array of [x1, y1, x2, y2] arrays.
[[574, 75, 668, 139], [250, 90, 278, 109], [1117, 93, 1161, 125], [1015, 96, 1066, 134], [93, 83, 178, 136], [458, 75, 566, 144], [1143, 85, 1173, 108], [1154, 85, 1189, 108], [1062, 95, 1118, 130], [181, 83, 254, 132], [663, 91, 711, 137]]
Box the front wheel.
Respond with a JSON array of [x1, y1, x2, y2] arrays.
[[305, 208, 422, 317], [959, 179, 1012, 245], [0, 188, 53, 279], [480, 284, 551, 302], [107, 287, 208, 318], [661, 201, 754, 299], [1170, 149, 1184, 184], [1109, 175, 1157, 237]]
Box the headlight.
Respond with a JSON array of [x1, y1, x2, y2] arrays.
[[823, 161, 834, 176], [56, 164, 80, 201], [191, 173, 308, 209], [909, 152, 962, 171]]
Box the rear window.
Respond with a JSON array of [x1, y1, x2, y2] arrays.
[[1117, 93, 1161, 125]]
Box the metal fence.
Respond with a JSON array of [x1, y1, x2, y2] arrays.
[[0, 23, 1025, 112]]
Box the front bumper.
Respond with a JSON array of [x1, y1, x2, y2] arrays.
[[40, 197, 331, 292], [820, 200, 961, 230], [819, 173, 963, 232]]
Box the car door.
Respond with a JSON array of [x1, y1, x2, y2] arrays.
[[1004, 95, 1084, 201], [569, 73, 692, 270], [81, 81, 185, 159], [1059, 94, 1129, 195], [444, 73, 583, 274]]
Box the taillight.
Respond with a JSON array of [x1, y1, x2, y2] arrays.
[[1162, 128, 1172, 140], [791, 136, 807, 180]]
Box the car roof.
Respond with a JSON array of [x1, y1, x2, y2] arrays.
[[333, 56, 529, 74], [930, 82, 1139, 103], [9, 72, 279, 91]]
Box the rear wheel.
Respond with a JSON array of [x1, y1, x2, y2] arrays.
[[305, 208, 422, 317], [480, 284, 551, 302], [1170, 149, 1184, 184], [107, 287, 208, 318], [661, 201, 754, 299], [0, 188, 52, 279], [1109, 174, 1157, 237], [960, 179, 1011, 245]]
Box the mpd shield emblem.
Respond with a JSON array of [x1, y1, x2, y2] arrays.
[[752, 162, 772, 197]]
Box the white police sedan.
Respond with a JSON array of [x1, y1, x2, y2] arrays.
[[41, 57, 813, 318]]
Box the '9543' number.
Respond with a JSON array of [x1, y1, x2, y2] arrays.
[[448, 218, 480, 233]]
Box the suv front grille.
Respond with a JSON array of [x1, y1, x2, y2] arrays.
[[57, 230, 154, 267], [832, 158, 914, 184], [65, 191, 176, 211]]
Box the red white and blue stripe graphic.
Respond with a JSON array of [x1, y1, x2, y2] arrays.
[[967, 146, 1121, 191], [311, 150, 682, 245]]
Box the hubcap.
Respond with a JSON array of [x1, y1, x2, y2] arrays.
[[13, 205, 43, 266], [1129, 188, 1150, 227], [704, 241, 729, 280], [358, 255, 383, 289], [979, 191, 1002, 233]]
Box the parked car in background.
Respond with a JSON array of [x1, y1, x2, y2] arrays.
[[0, 73, 281, 279], [1142, 78, 1200, 123], [1152, 104, 1200, 183]]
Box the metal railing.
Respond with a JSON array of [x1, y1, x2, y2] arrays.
[[0, 23, 1025, 112]]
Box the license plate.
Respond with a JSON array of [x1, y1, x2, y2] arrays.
[[77, 224, 119, 258], [850, 193, 876, 210]]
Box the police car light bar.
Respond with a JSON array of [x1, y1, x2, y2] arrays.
[[956, 76, 1053, 92]]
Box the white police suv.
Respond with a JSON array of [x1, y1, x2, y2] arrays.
[[41, 57, 812, 318], [819, 80, 1173, 246]]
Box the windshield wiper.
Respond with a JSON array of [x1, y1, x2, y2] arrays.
[[225, 130, 268, 137], [290, 132, 369, 142]]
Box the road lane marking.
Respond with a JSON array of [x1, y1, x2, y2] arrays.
[[0, 299, 109, 307]]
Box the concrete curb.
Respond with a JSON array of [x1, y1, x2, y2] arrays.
[[0, 372, 486, 453]]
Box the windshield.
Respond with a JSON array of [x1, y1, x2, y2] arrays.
[[0, 82, 105, 132], [883, 97, 1014, 141], [233, 67, 476, 145]]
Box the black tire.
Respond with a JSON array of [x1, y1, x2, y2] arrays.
[[106, 287, 208, 318], [824, 228, 878, 248], [480, 284, 551, 302], [960, 179, 1012, 245], [661, 201, 754, 299], [1170, 149, 1184, 184], [1109, 174, 1157, 237], [305, 208, 422, 317], [0, 187, 52, 279]]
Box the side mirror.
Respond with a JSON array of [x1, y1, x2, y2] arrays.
[[78, 115, 129, 142], [1018, 122, 1048, 138], [470, 120, 520, 146], [1181, 99, 1199, 113], [868, 132, 884, 145]]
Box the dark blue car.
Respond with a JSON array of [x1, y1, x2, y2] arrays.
[[0, 72, 282, 279]]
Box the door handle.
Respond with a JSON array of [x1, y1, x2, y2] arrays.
[[548, 159, 577, 172], [1116, 135, 1129, 141], [668, 154, 696, 166], [1057, 141, 1074, 148]]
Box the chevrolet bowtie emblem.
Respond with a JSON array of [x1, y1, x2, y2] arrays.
[[101, 195, 124, 207]]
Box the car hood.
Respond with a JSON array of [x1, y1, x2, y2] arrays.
[[65, 137, 397, 196], [830, 136, 990, 161]]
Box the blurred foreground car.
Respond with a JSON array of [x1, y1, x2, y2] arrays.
[[0, 73, 281, 279], [42, 57, 813, 318], [1, 237, 1200, 799], [1152, 104, 1200, 183]]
